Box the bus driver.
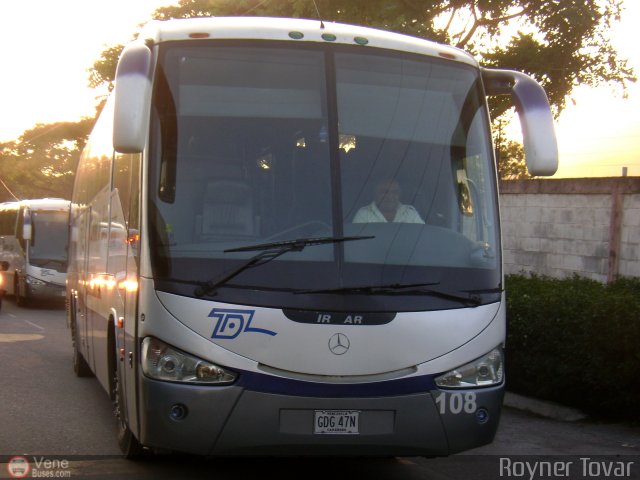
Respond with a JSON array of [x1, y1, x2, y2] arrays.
[[353, 178, 424, 224]]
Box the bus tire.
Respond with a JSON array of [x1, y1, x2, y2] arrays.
[[113, 358, 144, 458], [71, 322, 93, 377], [15, 277, 28, 307]]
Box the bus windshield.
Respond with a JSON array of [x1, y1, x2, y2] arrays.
[[29, 210, 69, 272], [149, 43, 500, 311]]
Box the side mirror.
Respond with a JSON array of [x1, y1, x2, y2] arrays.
[[482, 68, 558, 176], [113, 41, 153, 153]]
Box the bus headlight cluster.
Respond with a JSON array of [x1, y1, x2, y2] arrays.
[[141, 337, 237, 385], [435, 347, 504, 388]]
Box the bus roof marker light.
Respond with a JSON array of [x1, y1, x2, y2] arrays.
[[439, 52, 457, 60], [322, 33, 337, 42], [289, 31, 304, 40], [189, 32, 210, 39], [354, 36, 369, 45]]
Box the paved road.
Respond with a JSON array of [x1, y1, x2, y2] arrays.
[[1, 300, 638, 479]]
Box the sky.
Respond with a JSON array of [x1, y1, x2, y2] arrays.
[[548, 1, 640, 178], [0, 0, 638, 179]]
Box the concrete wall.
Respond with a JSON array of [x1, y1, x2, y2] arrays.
[[499, 178, 640, 282]]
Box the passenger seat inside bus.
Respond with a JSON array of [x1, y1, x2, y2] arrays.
[[198, 179, 256, 239]]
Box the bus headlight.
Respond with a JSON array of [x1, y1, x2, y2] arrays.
[[141, 337, 237, 385], [435, 347, 504, 388]]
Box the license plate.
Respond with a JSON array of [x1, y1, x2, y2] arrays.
[[314, 410, 360, 434]]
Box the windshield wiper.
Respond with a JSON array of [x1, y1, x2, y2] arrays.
[[194, 235, 374, 298], [297, 282, 483, 306]]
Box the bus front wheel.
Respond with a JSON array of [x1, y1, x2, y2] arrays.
[[112, 358, 144, 458], [71, 320, 92, 377], [15, 277, 28, 307]]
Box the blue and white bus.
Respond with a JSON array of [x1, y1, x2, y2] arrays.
[[67, 17, 557, 458]]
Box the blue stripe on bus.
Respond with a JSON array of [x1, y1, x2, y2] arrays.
[[235, 369, 437, 397]]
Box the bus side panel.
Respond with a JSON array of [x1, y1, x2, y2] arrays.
[[71, 96, 119, 394], [86, 189, 113, 394], [74, 207, 92, 369], [108, 163, 142, 438], [108, 190, 129, 426]]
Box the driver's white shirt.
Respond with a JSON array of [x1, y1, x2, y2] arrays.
[[353, 202, 424, 224]]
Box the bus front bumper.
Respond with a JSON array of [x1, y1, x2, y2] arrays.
[[138, 376, 504, 457], [25, 279, 66, 300]]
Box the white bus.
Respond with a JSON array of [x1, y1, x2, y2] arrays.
[[67, 17, 557, 458], [0, 202, 19, 308], [0, 198, 70, 306]]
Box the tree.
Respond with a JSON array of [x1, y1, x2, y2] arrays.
[[94, 0, 634, 98], [492, 116, 531, 180], [88, 0, 636, 178], [88, 45, 124, 93], [0, 118, 94, 201], [496, 139, 530, 180]]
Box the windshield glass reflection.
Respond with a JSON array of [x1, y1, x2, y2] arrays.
[[148, 43, 500, 309]]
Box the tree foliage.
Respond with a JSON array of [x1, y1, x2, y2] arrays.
[[496, 139, 530, 180], [0, 119, 94, 201], [493, 117, 531, 180], [88, 45, 123, 93], [5, 0, 635, 194], [93, 0, 635, 108], [99, 0, 620, 180], [506, 274, 640, 420], [92, 1, 635, 138]]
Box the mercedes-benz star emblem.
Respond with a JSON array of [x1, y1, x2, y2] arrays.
[[328, 333, 350, 355]]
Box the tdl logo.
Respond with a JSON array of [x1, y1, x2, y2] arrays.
[[209, 308, 277, 339]]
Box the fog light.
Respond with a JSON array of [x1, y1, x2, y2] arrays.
[[475, 408, 489, 424], [169, 403, 188, 421]]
